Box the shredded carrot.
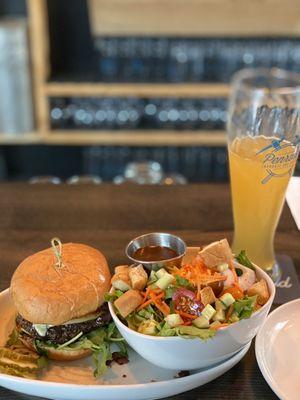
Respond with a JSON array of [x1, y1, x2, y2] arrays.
[[149, 292, 169, 316], [150, 290, 164, 298], [151, 288, 163, 294], [137, 291, 164, 311], [149, 291, 164, 301], [142, 286, 151, 299], [137, 298, 153, 311], [161, 301, 170, 315], [234, 283, 244, 293], [196, 277, 202, 300], [229, 259, 238, 284], [175, 310, 198, 320], [183, 320, 192, 326], [173, 260, 226, 290], [211, 323, 229, 330], [142, 287, 163, 300]]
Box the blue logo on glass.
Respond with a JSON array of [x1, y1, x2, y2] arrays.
[[256, 138, 292, 155], [256, 138, 297, 184]]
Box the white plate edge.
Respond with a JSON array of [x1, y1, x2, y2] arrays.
[[255, 298, 300, 400], [0, 342, 251, 393]]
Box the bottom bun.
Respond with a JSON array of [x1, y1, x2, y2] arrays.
[[20, 334, 92, 361]]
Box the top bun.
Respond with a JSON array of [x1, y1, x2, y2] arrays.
[[10, 243, 111, 325]]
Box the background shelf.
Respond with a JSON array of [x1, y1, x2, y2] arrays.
[[13, 0, 300, 149], [89, 0, 300, 37], [0, 133, 41, 145], [44, 82, 230, 98], [44, 130, 226, 146], [0, 131, 226, 146]]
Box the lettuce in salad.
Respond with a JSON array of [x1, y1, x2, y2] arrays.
[[233, 296, 257, 320], [236, 250, 255, 270], [158, 322, 215, 340]]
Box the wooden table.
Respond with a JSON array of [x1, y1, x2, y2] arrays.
[[0, 183, 299, 400]]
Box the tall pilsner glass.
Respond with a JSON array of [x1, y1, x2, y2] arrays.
[[227, 69, 300, 282]]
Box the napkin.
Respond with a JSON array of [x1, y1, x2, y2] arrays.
[[286, 176, 300, 230]]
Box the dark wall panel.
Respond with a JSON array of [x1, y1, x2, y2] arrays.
[[0, 0, 26, 16], [47, 0, 96, 78]]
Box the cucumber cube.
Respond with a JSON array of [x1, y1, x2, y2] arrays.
[[156, 273, 175, 290], [164, 313, 184, 328], [192, 315, 210, 329], [202, 304, 216, 321], [138, 320, 158, 335], [210, 321, 222, 329], [149, 270, 158, 282], [212, 309, 225, 322], [215, 299, 226, 311], [156, 268, 168, 279], [219, 293, 235, 308]]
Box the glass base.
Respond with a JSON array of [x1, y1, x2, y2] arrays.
[[266, 260, 282, 283]]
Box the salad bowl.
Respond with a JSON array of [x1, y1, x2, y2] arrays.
[[109, 254, 275, 370]]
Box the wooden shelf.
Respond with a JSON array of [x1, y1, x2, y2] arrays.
[[0, 131, 226, 146], [26, 1, 300, 148], [88, 0, 300, 37], [43, 130, 226, 146], [44, 82, 230, 98], [0, 133, 41, 145]]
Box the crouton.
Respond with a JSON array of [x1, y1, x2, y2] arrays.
[[200, 286, 216, 306], [129, 264, 148, 290], [197, 239, 233, 268], [247, 279, 269, 305], [114, 289, 143, 318], [111, 271, 131, 292], [115, 265, 130, 274]]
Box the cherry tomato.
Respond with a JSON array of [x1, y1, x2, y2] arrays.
[[172, 288, 204, 316], [221, 285, 244, 300], [172, 288, 196, 301]]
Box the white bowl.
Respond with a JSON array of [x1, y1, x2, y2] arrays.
[[109, 263, 275, 370]]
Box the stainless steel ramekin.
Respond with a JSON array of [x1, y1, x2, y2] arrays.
[[125, 232, 186, 271]]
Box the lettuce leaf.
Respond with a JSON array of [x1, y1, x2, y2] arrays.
[[233, 296, 257, 319], [174, 275, 195, 290], [104, 290, 124, 302], [165, 277, 195, 301], [236, 250, 255, 270], [176, 326, 216, 340], [158, 322, 215, 340], [165, 285, 177, 300], [36, 322, 127, 378], [126, 304, 164, 331], [137, 304, 158, 320], [158, 322, 177, 337]]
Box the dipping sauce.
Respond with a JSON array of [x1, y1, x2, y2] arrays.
[[133, 246, 178, 262]]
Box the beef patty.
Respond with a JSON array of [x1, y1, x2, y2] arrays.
[[16, 303, 111, 345]]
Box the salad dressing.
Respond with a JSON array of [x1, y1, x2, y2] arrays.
[[133, 245, 178, 262]]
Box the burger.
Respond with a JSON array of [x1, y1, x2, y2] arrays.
[[9, 240, 123, 373]]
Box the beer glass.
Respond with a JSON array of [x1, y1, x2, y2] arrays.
[[227, 68, 300, 281]]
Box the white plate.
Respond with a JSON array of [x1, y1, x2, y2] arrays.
[[0, 288, 251, 400], [255, 298, 300, 400]]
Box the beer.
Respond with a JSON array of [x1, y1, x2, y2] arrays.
[[229, 135, 298, 270]]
